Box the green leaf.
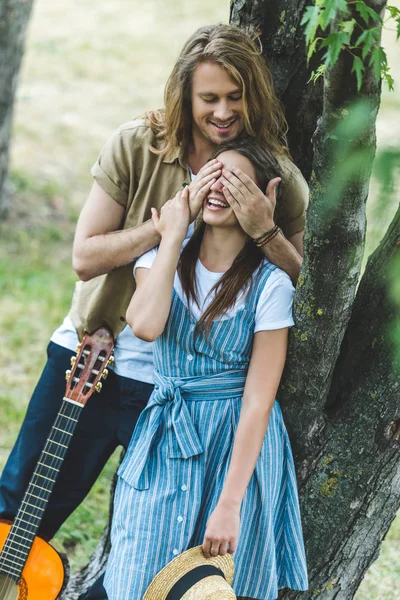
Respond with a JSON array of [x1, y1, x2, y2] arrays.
[[384, 71, 395, 91], [340, 18, 356, 36], [319, 0, 349, 30], [397, 17, 400, 40], [355, 0, 381, 24], [301, 5, 321, 46], [355, 28, 379, 59], [386, 5, 400, 19], [321, 31, 350, 67], [369, 46, 387, 80], [307, 64, 326, 85], [307, 37, 319, 62], [352, 56, 365, 91]]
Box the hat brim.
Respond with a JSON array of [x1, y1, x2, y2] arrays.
[[142, 545, 235, 600]]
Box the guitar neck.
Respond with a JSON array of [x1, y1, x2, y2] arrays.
[[1, 397, 83, 581]]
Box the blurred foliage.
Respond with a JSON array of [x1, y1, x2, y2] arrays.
[[303, 1, 399, 90]]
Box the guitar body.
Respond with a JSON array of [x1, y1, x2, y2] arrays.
[[0, 521, 64, 599]]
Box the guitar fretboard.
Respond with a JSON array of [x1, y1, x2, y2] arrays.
[[0, 398, 83, 582]]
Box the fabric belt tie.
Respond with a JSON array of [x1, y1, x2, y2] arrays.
[[129, 369, 246, 490]]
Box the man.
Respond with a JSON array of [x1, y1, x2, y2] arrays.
[[0, 24, 308, 598]]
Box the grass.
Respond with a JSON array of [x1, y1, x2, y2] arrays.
[[1, 0, 399, 593]]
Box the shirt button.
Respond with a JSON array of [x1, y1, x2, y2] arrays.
[[172, 549, 179, 556], [187, 354, 193, 361], [181, 484, 187, 492], [177, 515, 183, 523]]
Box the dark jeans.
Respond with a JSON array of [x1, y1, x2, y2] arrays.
[[0, 341, 153, 600]]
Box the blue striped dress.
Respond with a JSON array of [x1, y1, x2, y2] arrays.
[[104, 261, 308, 599]]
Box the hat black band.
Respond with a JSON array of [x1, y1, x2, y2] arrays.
[[166, 564, 225, 599]]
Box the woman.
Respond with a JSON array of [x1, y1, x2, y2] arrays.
[[104, 138, 308, 600]]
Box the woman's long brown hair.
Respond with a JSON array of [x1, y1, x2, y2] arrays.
[[177, 139, 282, 331]]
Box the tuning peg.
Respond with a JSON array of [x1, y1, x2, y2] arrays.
[[101, 369, 109, 380], [65, 370, 71, 381], [107, 355, 115, 366], [95, 382, 103, 393], [76, 342, 82, 352], [70, 356, 76, 367]]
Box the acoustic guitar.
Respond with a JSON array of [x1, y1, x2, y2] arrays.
[[0, 327, 114, 599]]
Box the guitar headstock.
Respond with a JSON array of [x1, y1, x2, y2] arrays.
[[65, 327, 115, 405]]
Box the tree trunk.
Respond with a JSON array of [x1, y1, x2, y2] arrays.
[[230, 0, 324, 179], [64, 1, 399, 598], [0, 0, 34, 217]]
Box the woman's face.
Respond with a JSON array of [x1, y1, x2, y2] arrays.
[[203, 150, 258, 228]]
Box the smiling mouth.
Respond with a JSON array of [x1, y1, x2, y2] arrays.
[[209, 119, 236, 130], [207, 197, 229, 209]]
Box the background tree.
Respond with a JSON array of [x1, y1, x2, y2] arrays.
[[0, 0, 34, 217], [230, 0, 400, 598], [1, 0, 397, 598]]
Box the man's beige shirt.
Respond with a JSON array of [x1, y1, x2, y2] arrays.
[[69, 120, 309, 339]]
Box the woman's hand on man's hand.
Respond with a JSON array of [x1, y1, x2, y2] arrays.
[[151, 186, 190, 243]]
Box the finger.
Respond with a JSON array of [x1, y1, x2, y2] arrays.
[[222, 169, 252, 197], [210, 540, 220, 557], [266, 177, 281, 197], [190, 170, 221, 198], [228, 538, 237, 554], [196, 170, 222, 187], [198, 177, 216, 199], [173, 191, 182, 203], [197, 159, 223, 178], [231, 167, 261, 195], [219, 541, 229, 556], [150, 207, 159, 226], [265, 178, 281, 211], [181, 185, 190, 202], [221, 181, 242, 207], [202, 537, 212, 559]]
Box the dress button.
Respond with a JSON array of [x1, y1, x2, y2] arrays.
[[181, 484, 187, 492], [172, 549, 179, 556], [187, 354, 193, 361], [177, 515, 183, 523]]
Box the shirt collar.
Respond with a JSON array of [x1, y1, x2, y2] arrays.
[[162, 145, 188, 169]]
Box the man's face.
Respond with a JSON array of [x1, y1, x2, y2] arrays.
[[191, 62, 245, 149]]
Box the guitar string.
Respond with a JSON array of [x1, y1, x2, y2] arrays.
[[0, 403, 82, 595], [0, 345, 111, 584], [0, 347, 97, 577], [0, 400, 82, 575], [6, 346, 96, 554]]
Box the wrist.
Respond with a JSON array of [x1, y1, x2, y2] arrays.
[[217, 495, 242, 512], [143, 218, 161, 243], [160, 232, 185, 248], [251, 221, 275, 240]]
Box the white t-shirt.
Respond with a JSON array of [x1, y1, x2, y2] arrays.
[[134, 240, 294, 332]]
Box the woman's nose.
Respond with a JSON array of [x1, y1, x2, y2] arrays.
[[210, 177, 224, 192]]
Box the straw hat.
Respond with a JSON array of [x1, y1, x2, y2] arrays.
[[143, 545, 236, 599]]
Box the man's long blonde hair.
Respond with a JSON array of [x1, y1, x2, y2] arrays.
[[146, 24, 288, 158]]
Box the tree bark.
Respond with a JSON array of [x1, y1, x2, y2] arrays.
[[0, 0, 34, 217], [65, 1, 399, 598], [230, 0, 323, 179]]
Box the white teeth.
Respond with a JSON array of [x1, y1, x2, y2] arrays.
[[208, 199, 228, 208], [211, 121, 234, 129]]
